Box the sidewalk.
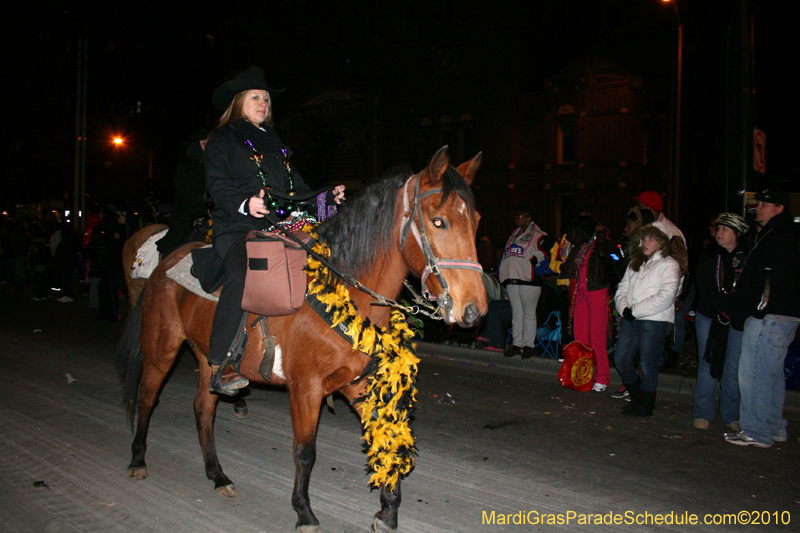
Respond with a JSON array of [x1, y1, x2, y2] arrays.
[[415, 340, 800, 412]]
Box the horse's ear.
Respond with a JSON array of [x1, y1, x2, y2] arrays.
[[423, 146, 450, 186], [455, 152, 482, 185]]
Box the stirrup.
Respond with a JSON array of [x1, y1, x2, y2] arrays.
[[209, 364, 249, 396], [209, 311, 250, 396]]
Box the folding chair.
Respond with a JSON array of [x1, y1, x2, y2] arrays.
[[534, 311, 561, 359]]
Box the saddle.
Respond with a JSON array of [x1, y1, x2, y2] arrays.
[[184, 229, 314, 384]]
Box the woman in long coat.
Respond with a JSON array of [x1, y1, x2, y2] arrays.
[[204, 66, 344, 394]]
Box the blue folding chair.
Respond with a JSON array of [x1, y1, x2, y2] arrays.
[[534, 311, 561, 359]]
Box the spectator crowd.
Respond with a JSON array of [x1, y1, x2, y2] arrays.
[[475, 187, 799, 449]]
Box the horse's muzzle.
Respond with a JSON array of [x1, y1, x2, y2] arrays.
[[460, 303, 483, 329]]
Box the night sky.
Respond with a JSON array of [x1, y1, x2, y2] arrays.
[[6, 0, 794, 223]]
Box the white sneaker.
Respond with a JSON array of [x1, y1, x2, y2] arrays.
[[726, 432, 772, 448], [57, 296, 75, 303], [592, 383, 607, 392]]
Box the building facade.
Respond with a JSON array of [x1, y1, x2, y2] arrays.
[[285, 57, 668, 251]]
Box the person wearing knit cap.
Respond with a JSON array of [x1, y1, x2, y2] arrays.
[[692, 212, 749, 431], [726, 188, 800, 448]]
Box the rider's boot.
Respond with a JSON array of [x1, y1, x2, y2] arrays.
[[209, 363, 249, 396]]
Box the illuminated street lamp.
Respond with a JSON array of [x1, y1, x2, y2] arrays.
[[113, 136, 123, 145], [662, 0, 682, 223]]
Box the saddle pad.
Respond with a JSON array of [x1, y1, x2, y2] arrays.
[[166, 246, 220, 302], [131, 229, 168, 279]]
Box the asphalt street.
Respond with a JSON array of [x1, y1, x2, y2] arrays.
[[1, 285, 798, 533]]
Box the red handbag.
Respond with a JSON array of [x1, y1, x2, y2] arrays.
[[557, 341, 596, 392], [241, 230, 312, 316]]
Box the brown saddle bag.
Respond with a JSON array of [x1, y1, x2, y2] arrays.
[[241, 229, 312, 316]]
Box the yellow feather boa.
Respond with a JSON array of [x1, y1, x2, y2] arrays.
[[305, 232, 419, 491]]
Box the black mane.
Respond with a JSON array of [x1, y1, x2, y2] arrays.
[[316, 164, 476, 279]]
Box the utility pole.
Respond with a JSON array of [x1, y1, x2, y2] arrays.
[[662, 0, 683, 224], [730, 0, 756, 215], [73, 37, 88, 232]]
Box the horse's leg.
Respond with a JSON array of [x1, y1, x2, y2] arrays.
[[372, 484, 401, 533], [233, 390, 249, 419], [127, 354, 176, 480], [289, 383, 324, 532], [192, 351, 239, 497], [128, 275, 186, 480], [339, 383, 401, 533]]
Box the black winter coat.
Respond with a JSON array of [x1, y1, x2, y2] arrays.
[[204, 120, 311, 258], [730, 211, 800, 330], [156, 140, 209, 256], [695, 243, 744, 320]]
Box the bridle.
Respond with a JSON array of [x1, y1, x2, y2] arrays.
[[398, 172, 483, 319]]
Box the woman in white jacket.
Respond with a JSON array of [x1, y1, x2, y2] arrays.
[[614, 222, 681, 416]]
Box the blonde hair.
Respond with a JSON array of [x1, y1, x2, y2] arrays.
[[209, 90, 273, 139]]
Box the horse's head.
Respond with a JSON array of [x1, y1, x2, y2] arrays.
[[400, 146, 488, 327]]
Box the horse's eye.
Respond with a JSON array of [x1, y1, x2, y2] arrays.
[[432, 218, 447, 229]]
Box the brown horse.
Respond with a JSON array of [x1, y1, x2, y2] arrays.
[[117, 147, 487, 532], [121, 223, 167, 308]]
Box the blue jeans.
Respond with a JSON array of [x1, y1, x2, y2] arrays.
[[614, 319, 672, 393], [738, 315, 800, 445], [670, 283, 695, 353], [692, 313, 743, 424]]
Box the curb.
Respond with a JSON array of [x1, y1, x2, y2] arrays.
[[415, 341, 800, 412]]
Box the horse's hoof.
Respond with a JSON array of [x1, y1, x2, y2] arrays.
[[233, 404, 249, 419], [296, 526, 323, 533], [127, 466, 148, 480], [215, 484, 240, 498], [371, 518, 395, 533]]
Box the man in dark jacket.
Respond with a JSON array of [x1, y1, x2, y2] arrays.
[[156, 130, 211, 257], [727, 189, 800, 448]]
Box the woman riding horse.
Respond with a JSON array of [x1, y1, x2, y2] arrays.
[[204, 66, 345, 395], [118, 146, 486, 532]]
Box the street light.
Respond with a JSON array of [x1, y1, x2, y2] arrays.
[[662, 0, 682, 224]]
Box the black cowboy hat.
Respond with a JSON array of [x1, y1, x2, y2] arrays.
[[212, 66, 285, 112]]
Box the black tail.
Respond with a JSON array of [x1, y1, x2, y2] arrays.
[[116, 287, 145, 431]]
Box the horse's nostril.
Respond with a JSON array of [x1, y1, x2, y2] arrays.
[[462, 304, 480, 327]]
